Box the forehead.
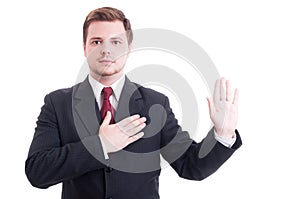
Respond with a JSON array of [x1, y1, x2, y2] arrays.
[[87, 20, 126, 39]]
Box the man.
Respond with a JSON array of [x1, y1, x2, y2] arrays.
[[25, 7, 242, 199]]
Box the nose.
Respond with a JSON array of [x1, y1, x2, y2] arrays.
[[101, 48, 111, 55], [100, 42, 111, 56]]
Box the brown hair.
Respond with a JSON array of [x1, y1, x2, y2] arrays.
[[83, 7, 133, 45]]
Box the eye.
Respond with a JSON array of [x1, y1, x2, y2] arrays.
[[91, 40, 102, 45], [112, 40, 122, 45]]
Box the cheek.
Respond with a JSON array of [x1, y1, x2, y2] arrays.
[[85, 47, 98, 59], [116, 54, 129, 67], [113, 45, 129, 57], [84, 44, 92, 57]]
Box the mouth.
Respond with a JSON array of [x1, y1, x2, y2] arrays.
[[98, 59, 115, 65]]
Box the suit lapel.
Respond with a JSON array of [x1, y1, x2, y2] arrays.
[[115, 76, 144, 122], [72, 76, 144, 137], [72, 77, 100, 137]]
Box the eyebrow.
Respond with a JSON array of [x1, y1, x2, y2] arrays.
[[110, 37, 124, 41], [89, 37, 103, 41], [89, 36, 124, 41]]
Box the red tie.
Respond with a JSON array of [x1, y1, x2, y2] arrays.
[[100, 87, 114, 124]]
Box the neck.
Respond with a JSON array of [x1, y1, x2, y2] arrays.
[[90, 71, 124, 86]]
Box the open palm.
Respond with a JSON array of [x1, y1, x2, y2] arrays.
[[207, 78, 239, 139]]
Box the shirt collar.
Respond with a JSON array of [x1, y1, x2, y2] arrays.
[[88, 74, 125, 103]]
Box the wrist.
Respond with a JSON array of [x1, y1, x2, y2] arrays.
[[214, 127, 235, 139]]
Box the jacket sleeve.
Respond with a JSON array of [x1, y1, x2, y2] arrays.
[[25, 94, 107, 189], [160, 96, 242, 180]]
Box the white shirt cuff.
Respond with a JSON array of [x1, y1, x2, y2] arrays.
[[214, 130, 236, 148]]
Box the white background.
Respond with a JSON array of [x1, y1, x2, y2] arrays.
[[1, 0, 299, 198]]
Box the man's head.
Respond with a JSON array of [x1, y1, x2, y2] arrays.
[[83, 7, 133, 84], [83, 7, 133, 46]]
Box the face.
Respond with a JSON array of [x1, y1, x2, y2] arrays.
[[84, 20, 130, 82]]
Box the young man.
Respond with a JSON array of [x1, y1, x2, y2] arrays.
[[26, 7, 242, 199]]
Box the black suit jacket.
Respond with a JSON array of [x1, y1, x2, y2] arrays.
[[25, 77, 242, 199]]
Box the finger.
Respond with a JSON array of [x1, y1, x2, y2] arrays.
[[123, 117, 147, 132], [226, 80, 232, 102], [118, 114, 140, 127], [126, 132, 144, 146], [102, 111, 111, 126], [206, 97, 213, 117], [126, 122, 146, 136], [233, 88, 239, 105], [220, 77, 226, 101], [213, 79, 220, 103]]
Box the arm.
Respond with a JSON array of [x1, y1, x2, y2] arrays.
[[25, 94, 107, 188], [160, 78, 242, 180], [170, 128, 242, 181]]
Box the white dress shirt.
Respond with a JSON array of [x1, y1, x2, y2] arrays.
[[88, 74, 125, 159], [88, 74, 236, 159], [88, 74, 125, 112]]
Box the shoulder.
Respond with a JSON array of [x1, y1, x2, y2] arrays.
[[133, 82, 168, 104], [124, 77, 168, 104], [43, 82, 80, 104], [47, 86, 73, 99]]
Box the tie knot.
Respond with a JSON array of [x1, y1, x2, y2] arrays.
[[102, 87, 113, 100]]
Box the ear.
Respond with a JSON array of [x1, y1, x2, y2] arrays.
[[127, 44, 132, 55]]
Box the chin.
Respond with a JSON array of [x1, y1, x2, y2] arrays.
[[99, 70, 119, 77]]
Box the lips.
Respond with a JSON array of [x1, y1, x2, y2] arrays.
[[99, 59, 113, 63], [97, 59, 115, 65]]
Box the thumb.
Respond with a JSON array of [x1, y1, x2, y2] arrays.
[[102, 111, 111, 126]]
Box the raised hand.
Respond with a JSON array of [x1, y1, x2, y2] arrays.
[[207, 77, 239, 139], [99, 111, 146, 153]]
